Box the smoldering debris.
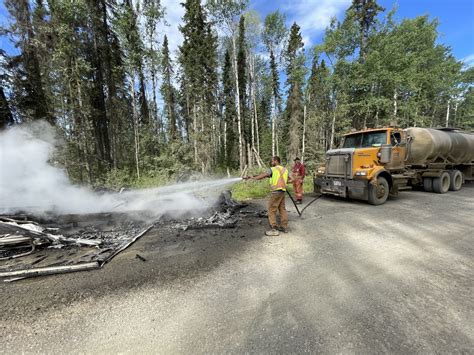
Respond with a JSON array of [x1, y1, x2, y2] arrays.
[[172, 191, 248, 231], [0, 123, 250, 282], [0, 191, 250, 282], [0, 212, 155, 281]]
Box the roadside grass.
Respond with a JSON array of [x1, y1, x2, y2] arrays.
[[231, 179, 269, 200], [231, 177, 314, 201], [128, 175, 172, 189]]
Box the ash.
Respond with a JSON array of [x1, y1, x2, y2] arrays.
[[0, 191, 247, 280]]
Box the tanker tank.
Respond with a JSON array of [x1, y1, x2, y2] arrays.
[[405, 128, 474, 166]]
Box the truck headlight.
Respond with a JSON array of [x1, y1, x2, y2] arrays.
[[355, 170, 368, 176]]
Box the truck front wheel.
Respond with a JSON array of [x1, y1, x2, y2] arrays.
[[368, 176, 389, 205]]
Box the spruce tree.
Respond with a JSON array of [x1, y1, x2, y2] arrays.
[[350, 0, 384, 61], [223, 48, 237, 168], [4, 0, 53, 124], [119, 0, 150, 123], [237, 16, 248, 144], [284, 22, 305, 161], [179, 0, 218, 171], [0, 86, 14, 129], [161, 35, 178, 140]]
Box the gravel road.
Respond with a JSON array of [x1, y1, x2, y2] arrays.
[[1, 185, 473, 354]]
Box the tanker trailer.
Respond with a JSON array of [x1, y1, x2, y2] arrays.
[[405, 128, 474, 193], [314, 127, 474, 205]]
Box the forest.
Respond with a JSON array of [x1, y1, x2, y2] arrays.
[[1, 0, 473, 187]]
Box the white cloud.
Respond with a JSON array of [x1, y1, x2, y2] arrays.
[[154, 0, 351, 54], [302, 35, 312, 48], [282, 0, 351, 47], [158, 0, 185, 57], [462, 53, 474, 67]]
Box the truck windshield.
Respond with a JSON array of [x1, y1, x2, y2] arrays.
[[343, 131, 387, 148]]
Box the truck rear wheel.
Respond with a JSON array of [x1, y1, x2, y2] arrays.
[[433, 172, 450, 194], [368, 176, 389, 205], [448, 170, 463, 191], [423, 178, 433, 192]]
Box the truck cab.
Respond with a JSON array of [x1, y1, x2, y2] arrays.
[[314, 127, 407, 205]]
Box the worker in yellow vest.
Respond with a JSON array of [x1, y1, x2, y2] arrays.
[[243, 156, 289, 236]]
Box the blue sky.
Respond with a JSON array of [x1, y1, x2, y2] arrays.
[[1, 0, 473, 65], [248, 0, 474, 64]]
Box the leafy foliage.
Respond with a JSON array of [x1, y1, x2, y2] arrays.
[[1, 0, 472, 191]]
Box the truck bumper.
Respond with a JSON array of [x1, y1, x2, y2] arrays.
[[314, 176, 368, 200]]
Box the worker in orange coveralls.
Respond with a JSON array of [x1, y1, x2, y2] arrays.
[[291, 157, 305, 204]]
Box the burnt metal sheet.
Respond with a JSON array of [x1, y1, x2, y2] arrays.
[[0, 191, 246, 281]]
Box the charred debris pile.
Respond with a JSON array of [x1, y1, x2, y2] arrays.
[[0, 191, 258, 282]]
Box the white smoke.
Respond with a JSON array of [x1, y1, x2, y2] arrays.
[[0, 121, 240, 215]]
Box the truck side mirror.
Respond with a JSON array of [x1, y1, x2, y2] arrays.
[[379, 144, 392, 163]]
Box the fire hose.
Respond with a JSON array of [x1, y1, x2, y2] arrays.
[[285, 190, 323, 217], [241, 175, 322, 217]]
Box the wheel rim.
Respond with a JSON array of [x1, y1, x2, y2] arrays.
[[376, 183, 387, 199], [455, 174, 462, 189], [442, 175, 450, 191]]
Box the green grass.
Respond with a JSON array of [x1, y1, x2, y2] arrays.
[[128, 175, 171, 189], [231, 177, 314, 201], [231, 179, 269, 200]]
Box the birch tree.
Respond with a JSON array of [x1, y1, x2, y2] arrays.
[[262, 11, 287, 157]]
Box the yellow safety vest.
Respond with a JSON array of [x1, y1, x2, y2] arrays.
[[269, 165, 288, 192]]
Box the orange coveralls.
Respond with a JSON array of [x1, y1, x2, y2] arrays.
[[291, 162, 306, 202]]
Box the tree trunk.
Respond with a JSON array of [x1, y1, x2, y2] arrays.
[[272, 96, 276, 156], [393, 88, 398, 118], [302, 103, 306, 164], [75, 73, 92, 184], [454, 101, 459, 127], [88, 2, 112, 168], [276, 125, 280, 157], [193, 102, 198, 164], [254, 96, 260, 156], [231, 35, 243, 171], [151, 50, 159, 133], [131, 72, 140, 179], [247, 143, 252, 169], [185, 92, 191, 141], [249, 54, 259, 156], [445, 99, 451, 128], [330, 99, 337, 150], [138, 69, 149, 123], [224, 121, 227, 161]]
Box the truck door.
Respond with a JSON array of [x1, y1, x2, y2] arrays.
[[387, 130, 406, 170]]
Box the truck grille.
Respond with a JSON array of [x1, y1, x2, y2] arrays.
[[325, 149, 354, 178]]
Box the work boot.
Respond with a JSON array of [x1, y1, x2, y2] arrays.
[[265, 228, 279, 236], [277, 226, 288, 233]]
